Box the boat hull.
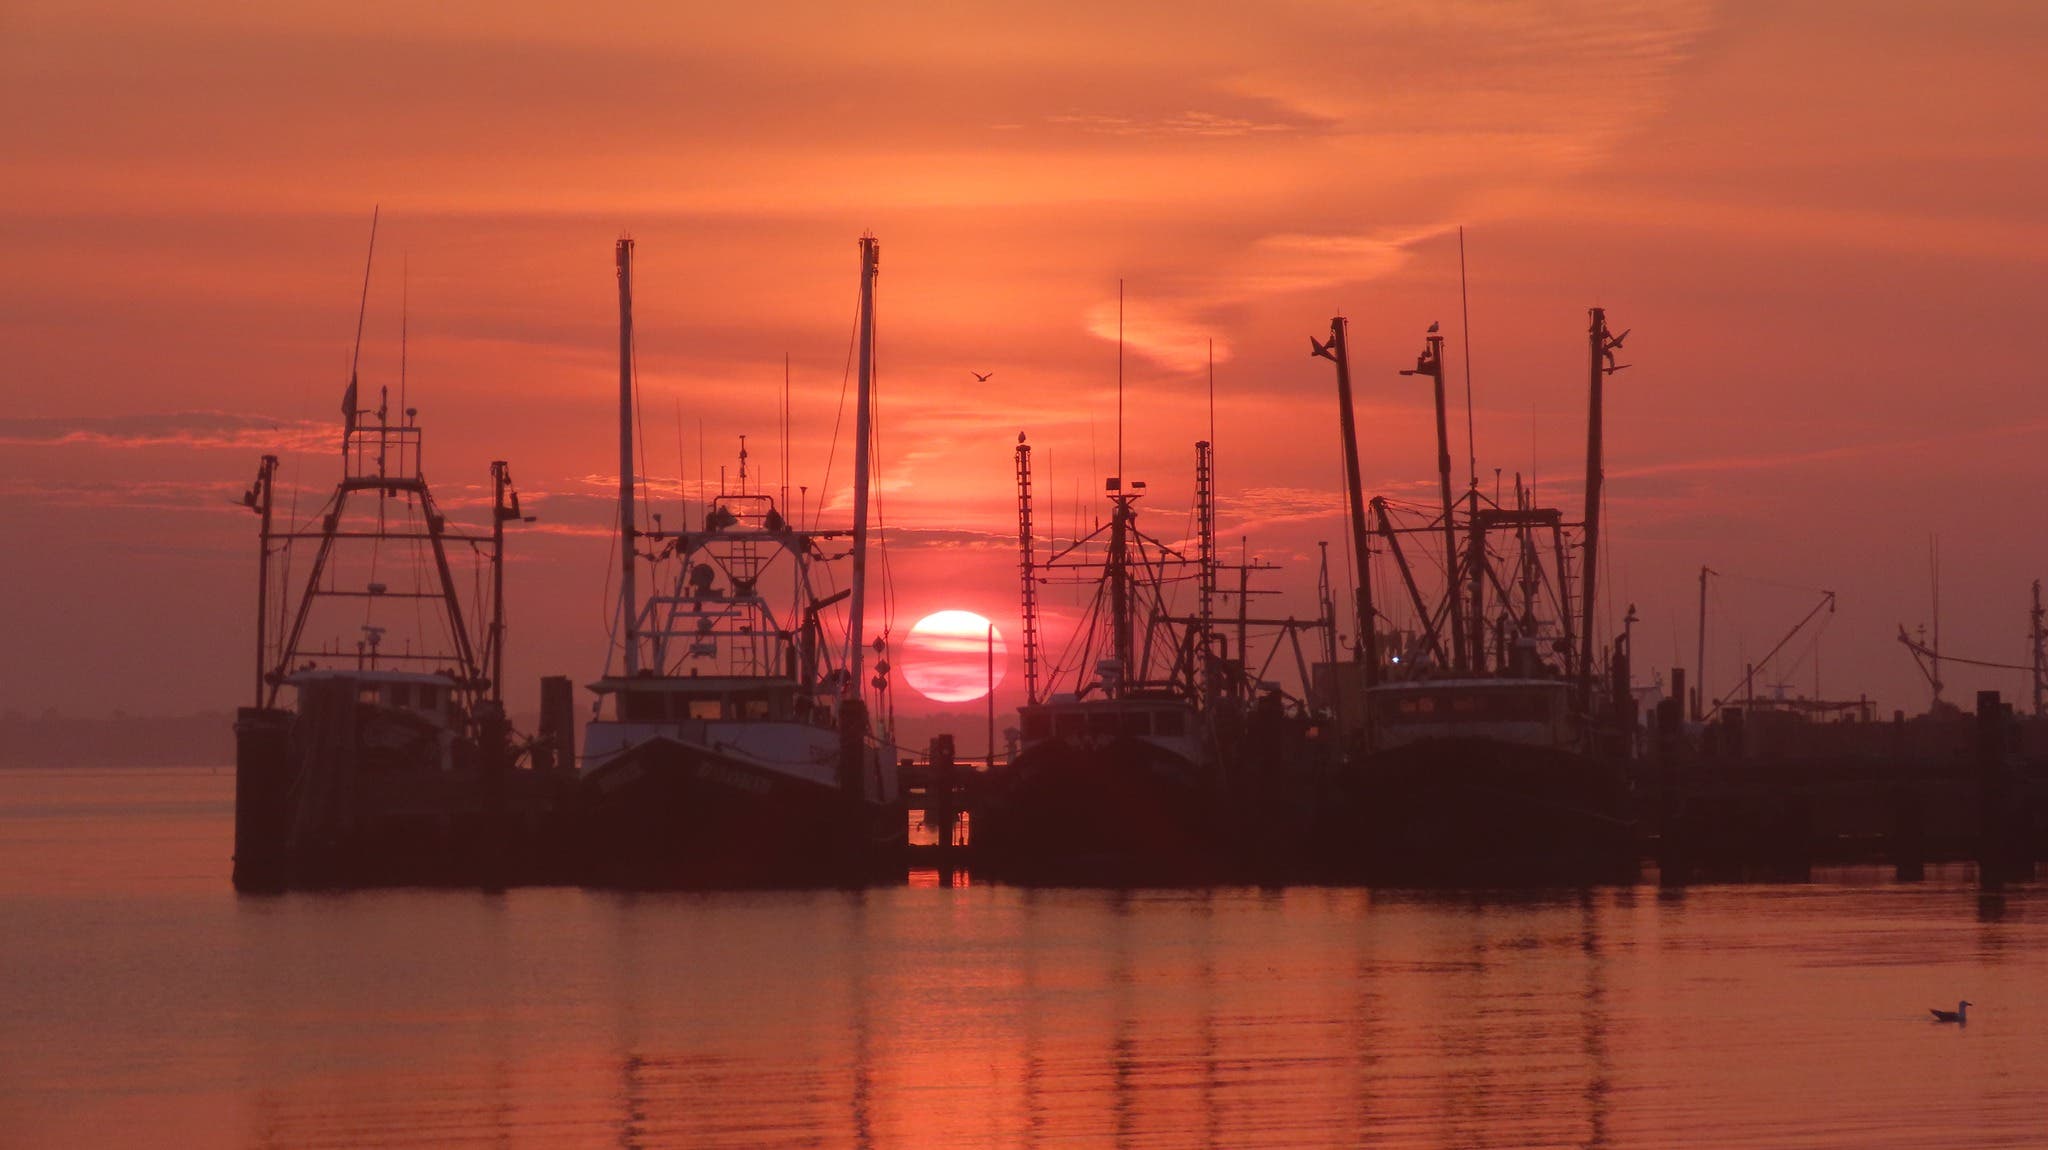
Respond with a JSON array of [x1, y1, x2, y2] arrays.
[[231, 691, 565, 891], [1321, 736, 1638, 885], [973, 736, 1230, 884], [573, 735, 899, 886]]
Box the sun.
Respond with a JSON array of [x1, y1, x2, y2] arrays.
[[902, 610, 1008, 703]]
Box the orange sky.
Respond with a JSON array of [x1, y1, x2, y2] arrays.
[[4, 1, 2046, 721]]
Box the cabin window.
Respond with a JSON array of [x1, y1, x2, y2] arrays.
[[1120, 710, 1151, 736], [689, 699, 723, 721], [388, 684, 411, 707], [1054, 711, 1087, 738], [1152, 710, 1185, 737], [620, 692, 663, 721], [1022, 712, 1052, 740], [737, 696, 770, 720], [359, 685, 381, 706], [419, 685, 437, 711]]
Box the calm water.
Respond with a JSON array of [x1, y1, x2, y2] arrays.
[[3, 767, 2044, 1148]]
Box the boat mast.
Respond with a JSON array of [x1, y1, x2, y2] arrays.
[[615, 237, 641, 676], [846, 235, 879, 704], [1016, 434, 1040, 705], [2032, 579, 2044, 717], [1695, 564, 1712, 721], [1402, 324, 1463, 672], [1107, 490, 1135, 695], [1466, 488, 1487, 674], [489, 460, 513, 704], [1579, 307, 1626, 711], [250, 455, 278, 707], [1311, 317, 1380, 685], [1195, 438, 1215, 699]]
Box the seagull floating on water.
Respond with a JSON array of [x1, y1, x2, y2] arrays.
[[1929, 1000, 1972, 1024]]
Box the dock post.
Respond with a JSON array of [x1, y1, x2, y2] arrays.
[[478, 700, 511, 887], [537, 675, 577, 778], [232, 707, 293, 891], [1653, 695, 1686, 886], [929, 734, 958, 881], [1976, 691, 2031, 886], [1889, 782, 1925, 882]]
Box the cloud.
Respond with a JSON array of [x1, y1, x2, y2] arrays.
[[0, 411, 336, 452], [1046, 110, 1306, 139], [0, 476, 248, 512], [1084, 298, 1231, 373]]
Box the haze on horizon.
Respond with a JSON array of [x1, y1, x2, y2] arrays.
[[3, 0, 2045, 723]]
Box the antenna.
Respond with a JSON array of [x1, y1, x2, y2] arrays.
[[399, 252, 408, 425], [782, 353, 791, 516], [1459, 225, 1478, 488], [1207, 336, 1216, 494], [1117, 278, 1125, 487], [341, 206, 379, 456]]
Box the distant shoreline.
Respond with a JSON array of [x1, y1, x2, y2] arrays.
[[0, 713, 234, 769]]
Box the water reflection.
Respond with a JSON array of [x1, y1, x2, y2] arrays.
[[517, 881, 2009, 1149], [5, 770, 2048, 1148]]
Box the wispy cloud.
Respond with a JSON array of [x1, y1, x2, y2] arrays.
[[1084, 298, 1231, 373], [0, 411, 336, 452], [1046, 110, 1305, 138]]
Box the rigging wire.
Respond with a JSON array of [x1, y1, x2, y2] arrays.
[[817, 281, 862, 531]]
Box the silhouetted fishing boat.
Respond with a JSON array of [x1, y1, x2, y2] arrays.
[[976, 462, 1231, 882], [1310, 310, 1637, 883], [233, 215, 547, 889], [574, 236, 900, 885]]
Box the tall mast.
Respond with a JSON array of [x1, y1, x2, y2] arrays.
[[489, 460, 513, 704], [1108, 493, 1134, 694], [846, 235, 879, 702], [1579, 307, 1626, 710], [1929, 535, 1942, 707], [1402, 324, 1463, 671], [1311, 317, 1379, 684], [2032, 579, 2045, 717], [1466, 488, 1486, 674], [1695, 565, 1712, 721], [250, 455, 278, 707], [615, 238, 640, 675], [1016, 435, 1040, 705], [1195, 438, 1215, 697]]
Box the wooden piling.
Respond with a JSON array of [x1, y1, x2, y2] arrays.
[[1653, 695, 1687, 886], [1976, 691, 2034, 886], [232, 707, 294, 891], [537, 675, 577, 777], [929, 734, 959, 879]]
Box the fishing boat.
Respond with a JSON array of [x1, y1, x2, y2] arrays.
[[976, 461, 1231, 882], [231, 227, 544, 889], [574, 236, 900, 885], [1310, 310, 1637, 883]]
